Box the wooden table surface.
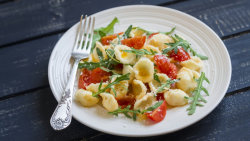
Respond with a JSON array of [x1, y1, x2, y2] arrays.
[[0, 0, 250, 140]]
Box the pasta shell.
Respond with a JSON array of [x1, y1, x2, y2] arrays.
[[122, 65, 135, 83], [176, 67, 200, 94], [130, 28, 145, 37], [75, 89, 99, 107], [114, 45, 136, 64], [132, 79, 147, 100], [148, 33, 174, 50], [149, 73, 169, 92], [180, 56, 204, 72], [86, 82, 109, 93], [134, 93, 156, 110], [133, 57, 154, 83], [164, 89, 188, 106], [91, 41, 108, 62], [110, 75, 129, 99], [100, 93, 119, 112]]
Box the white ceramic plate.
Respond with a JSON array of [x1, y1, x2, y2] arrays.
[[48, 5, 231, 137]]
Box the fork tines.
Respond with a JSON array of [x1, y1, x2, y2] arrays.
[[74, 15, 95, 53]]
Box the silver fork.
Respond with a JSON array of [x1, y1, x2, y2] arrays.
[[50, 15, 95, 130]]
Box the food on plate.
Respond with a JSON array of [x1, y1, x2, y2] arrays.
[[75, 17, 210, 123]]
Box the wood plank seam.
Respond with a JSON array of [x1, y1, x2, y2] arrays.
[[158, 0, 187, 6], [0, 85, 49, 101], [0, 0, 14, 5], [221, 29, 250, 40]]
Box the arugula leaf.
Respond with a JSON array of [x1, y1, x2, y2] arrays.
[[109, 100, 164, 121], [132, 27, 175, 36], [117, 34, 121, 44], [122, 25, 133, 39], [79, 48, 120, 71], [91, 17, 119, 52], [108, 105, 141, 121], [186, 72, 209, 115], [154, 71, 161, 83], [78, 62, 100, 70], [95, 17, 119, 37], [122, 48, 157, 58], [156, 79, 179, 94], [132, 27, 153, 35], [91, 33, 101, 52], [162, 34, 208, 60], [161, 27, 176, 35], [92, 73, 130, 97], [141, 100, 163, 113], [96, 47, 104, 61]]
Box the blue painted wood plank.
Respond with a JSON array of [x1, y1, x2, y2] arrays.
[[224, 34, 250, 92], [0, 0, 174, 47], [0, 88, 98, 141], [0, 87, 249, 140], [0, 0, 250, 46]]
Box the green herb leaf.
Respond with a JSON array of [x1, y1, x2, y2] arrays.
[[123, 48, 157, 58], [154, 71, 161, 83], [91, 17, 119, 52], [161, 27, 176, 35], [142, 100, 163, 113], [186, 72, 210, 115], [162, 34, 208, 60], [132, 27, 153, 35], [156, 79, 179, 94], [95, 17, 119, 37], [122, 25, 133, 39], [92, 73, 130, 97], [78, 62, 100, 70], [96, 47, 104, 61], [108, 105, 141, 121]]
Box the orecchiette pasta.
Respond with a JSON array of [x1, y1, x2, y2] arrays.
[[75, 89, 99, 107], [114, 45, 136, 64], [180, 56, 203, 72], [134, 93, 156, 110], [91, 41, 109, 62], [100, 93, 118, 112], [122, 65, 135, 83], [149, 73, 169, 92], [148, 33, 174, 50], [164, 89, 188, 106], [110, 75, 129, 99], [132, 79, 147, 100], [129, 28, 145, 37], [133, 57, 154, 83], [86, 82, 109, 93], [176, 67, 200, 93]]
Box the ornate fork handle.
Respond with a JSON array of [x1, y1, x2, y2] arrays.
[[50, 59, 80, 130]]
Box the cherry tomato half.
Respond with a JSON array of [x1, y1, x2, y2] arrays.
[[146, 101, 167, 122]]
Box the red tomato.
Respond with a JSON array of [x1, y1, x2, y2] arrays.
[[148, 33, 159, 39], [146, 101, 167, 122], [156, 93, 165, 101], [101, 32, 123, 45], [78, 68, 111, 89], [169, 47, 190, 62], [154, 55, 177, 79], [121, 36, 146, 49]]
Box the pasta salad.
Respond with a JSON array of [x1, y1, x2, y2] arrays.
[[75, 17, 210, 122]]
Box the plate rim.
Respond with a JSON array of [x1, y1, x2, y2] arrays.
[[48, 5, 232, 137]]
